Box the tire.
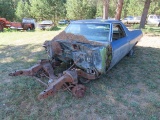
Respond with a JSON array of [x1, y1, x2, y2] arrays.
[[31, 24, 35, 30], [0, 23, 4, 32], [127, 47, 134, 57], [27, 27, 31, 31]]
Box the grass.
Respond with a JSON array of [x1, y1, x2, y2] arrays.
[[0, 28, 160, 120], [142, 25, 160, 35], [129, 24, 160, 36]]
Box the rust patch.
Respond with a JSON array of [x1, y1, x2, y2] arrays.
[[52, 31, 103, 46], [51, 41, 62, 55], [72, 84, 86, 98], [43, 40, 62, 56]]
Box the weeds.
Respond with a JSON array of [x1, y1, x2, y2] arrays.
[[142, 25, 160, 35]]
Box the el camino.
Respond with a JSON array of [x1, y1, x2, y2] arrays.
[[9, 19, 143, 99]]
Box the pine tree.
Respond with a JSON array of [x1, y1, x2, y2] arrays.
[[16, 1, 25, 21], [66, 0, 96, 20]]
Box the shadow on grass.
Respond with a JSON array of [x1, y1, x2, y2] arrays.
[[0, 44, 47, 73], [0, 44, 160, 120]]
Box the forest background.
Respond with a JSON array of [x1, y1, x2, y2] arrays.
[[0, 0, 160, 23]]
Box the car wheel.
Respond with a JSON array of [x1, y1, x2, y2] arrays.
[[127, 47, 134, 57], [0, 23, 4, 32], [27, 27, 31, 31]]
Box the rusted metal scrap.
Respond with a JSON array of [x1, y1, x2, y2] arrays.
[[9, 58, 94, 99], [9, 29, 104, 100]]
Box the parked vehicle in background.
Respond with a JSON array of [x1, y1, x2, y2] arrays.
[[122, 16, 141, 24], [147, 15, 160, 27], [133, 16, 141, 24], [0, 18, 35, 31], [108, 17, 115, 20], [69, 20, 75, 23], [0, 18, 11, 31], [96, 17, 102, 19], [58, 20, 69, 25], [10, 18, 36, 30], [122, 16, 134, 24], [38, 20, 54, 30]]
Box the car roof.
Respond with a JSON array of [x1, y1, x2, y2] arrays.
[[71, 19, 121, 24]]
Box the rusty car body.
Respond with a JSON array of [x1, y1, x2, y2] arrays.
[[10, 18, 36, 30], [9, 19, 143, 99], [0, 18, 11, 31], [0, 18, 35, 31]]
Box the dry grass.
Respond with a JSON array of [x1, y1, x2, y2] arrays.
[[0, 29, 160, 120]]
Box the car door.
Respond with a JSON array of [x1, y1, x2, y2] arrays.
[[109, 23, 129, 68]]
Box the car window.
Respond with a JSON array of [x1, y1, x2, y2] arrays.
[[150, 16, 153, 19], [66, 24, 80, 34], [153, 16, 157, 19], [41, 21, 52, 24], [112, 23, 126, 41], [65, 23, 110, 42], [22, 19, 35, 23]]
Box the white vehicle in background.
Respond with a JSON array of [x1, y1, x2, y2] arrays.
[[38, 20, 54, 30], [122, 16, 141, 24], [147, 15, 160, 27]]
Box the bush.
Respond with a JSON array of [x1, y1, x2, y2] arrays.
[[46, 26, 61, 31], [131, 24, 139, 29], [3, 28, 15, 32]]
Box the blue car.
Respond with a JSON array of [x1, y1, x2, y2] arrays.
[[50, 19, 143, 73], [9, 19, 143, 99]]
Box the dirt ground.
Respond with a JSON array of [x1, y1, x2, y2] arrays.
[[138, 34, 160, 48]]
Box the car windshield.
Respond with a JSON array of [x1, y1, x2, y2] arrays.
[[22, 19, 35, 23], [65, 23, 110, 42], [151, 15, 160, 19]]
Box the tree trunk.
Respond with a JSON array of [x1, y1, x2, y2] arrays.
[[115, 0, 124, 20], [103, 0, 109, 19], [139, 0, 151, 29]]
